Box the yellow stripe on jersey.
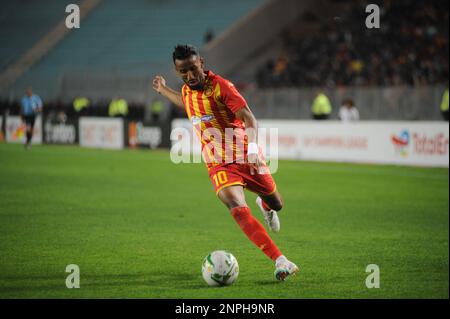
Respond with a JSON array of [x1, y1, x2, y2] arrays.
[[214, 82, 223, 107], [190, 90, 202, 128], [213, 82, 234, 126], [191, 90, 217, 165], [202, 92, 226, 161], [184, 86, 210, 164], [212, 81, 246, 162], [183, 85, 191, 118], [202, 94, 220, 129], [181, 86, 185, 107]]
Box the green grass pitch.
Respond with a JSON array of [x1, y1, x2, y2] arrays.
[[0, 143, 448, 298]]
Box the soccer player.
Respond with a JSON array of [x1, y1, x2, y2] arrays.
[[152, 45, 299, 281], [20, 86, 43, 149]]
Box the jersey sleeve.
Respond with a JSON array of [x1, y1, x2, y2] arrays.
[[218, 78, 247, 113], [181, 85, 189, 107], [181, 85, 185, 105]]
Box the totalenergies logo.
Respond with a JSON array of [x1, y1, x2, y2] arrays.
[[391, 129, 449, 158], [391, 129, 410, 157]]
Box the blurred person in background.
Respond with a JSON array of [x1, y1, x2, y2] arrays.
[[20, 86, 42, 149], [73, 96, 90, 116], [311, 91, 332, 120], [338, 98, 360, 122], [0, 123, 3, 142], [203, 28, 214, 44], [256, 1, 448, 88], [150, 98, 164, 122], [440, 86, 449, 121], [56, 101, 68, 124], [108, 97, 128, 117]]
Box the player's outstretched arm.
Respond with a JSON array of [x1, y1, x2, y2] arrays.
[[236, 106, 258, 144], [152, 75, 184, 108]]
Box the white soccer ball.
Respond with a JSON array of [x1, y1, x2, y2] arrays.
[[201, 250, 239, 286]]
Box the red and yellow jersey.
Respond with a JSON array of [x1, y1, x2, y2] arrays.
[[181, 70, 248, 170]]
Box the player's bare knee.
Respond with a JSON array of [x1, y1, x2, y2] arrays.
[[226, 199, 247, 210]]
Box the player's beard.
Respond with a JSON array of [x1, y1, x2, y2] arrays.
[[188, 82, 203, 90], [186, 77, 205, 90]]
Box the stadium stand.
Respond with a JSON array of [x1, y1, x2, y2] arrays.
[[4, 0, 265, 100], [0, 0, 267, 119], [0, 0, 78, 72], [256, 0, 449, 88], [0, 0, 448, 121]]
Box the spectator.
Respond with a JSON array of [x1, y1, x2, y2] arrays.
[[20, 86, 43, 149], [169, 102, 184, 120], [0, 112, 4, 142], [339, 98, 360, 122], [108, 97, 128, 117], [311, 91, 332, 120], [73, 96, 90, 115], [256, 0, 449, 88], [150, 99, 164, 122], [440, 87, 449, 121], [204, 28, 214, 44]]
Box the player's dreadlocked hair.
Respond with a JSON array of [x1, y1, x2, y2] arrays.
[[172, 44, 199, 63]]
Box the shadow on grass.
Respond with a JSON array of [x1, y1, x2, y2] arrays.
[[252, 280, 283, 286], [0, 272, 206, 294]]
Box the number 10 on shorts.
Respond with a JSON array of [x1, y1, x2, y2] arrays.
[[213, 171, 228, 187]]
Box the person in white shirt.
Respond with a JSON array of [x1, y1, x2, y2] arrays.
[[339, 98, 360, 122]]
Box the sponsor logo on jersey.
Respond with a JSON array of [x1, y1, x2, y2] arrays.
[[201, 115, 214, 123]]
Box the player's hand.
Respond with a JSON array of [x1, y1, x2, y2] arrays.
[[248, 153, 263, 175], [152, 75, 166, 94]]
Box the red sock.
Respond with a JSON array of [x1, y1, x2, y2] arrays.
[[230, 206, 282, 261]]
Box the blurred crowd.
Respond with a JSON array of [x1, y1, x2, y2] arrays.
[[0, 96, 184, 123], [257, 0, 449, 88]]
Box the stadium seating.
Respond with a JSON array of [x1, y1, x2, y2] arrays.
[[2, 0, 447, 121], [11, 0, 265, 81], [0, 0, 80, 71]]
